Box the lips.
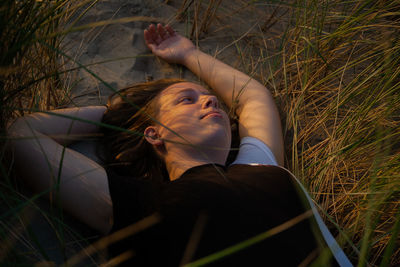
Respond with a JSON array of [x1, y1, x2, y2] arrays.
[[201, 110, 223, 119]]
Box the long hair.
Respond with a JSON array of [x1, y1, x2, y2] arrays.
[[100, 78, 185, 182]]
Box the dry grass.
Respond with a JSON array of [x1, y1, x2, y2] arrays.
[[179, 0, 400, 265], [278, 2, 400, 265], [0, 0, 102, 265]]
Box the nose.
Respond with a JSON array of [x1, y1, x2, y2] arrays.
[[202, 95, 219, 109]]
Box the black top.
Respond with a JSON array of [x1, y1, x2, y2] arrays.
[[107, 164, 325, 266]]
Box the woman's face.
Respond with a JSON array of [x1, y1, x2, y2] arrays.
[[153, 82, 232, 154]]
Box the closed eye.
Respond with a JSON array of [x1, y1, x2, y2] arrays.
[[178, 97, 193, 103]]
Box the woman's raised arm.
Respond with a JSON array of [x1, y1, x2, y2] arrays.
[[144, 24, 284, 165], [8, 106, 112, 234]]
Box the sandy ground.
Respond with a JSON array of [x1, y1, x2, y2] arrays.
[[62, 0, 285, 106], [23, 0, 287, 265]]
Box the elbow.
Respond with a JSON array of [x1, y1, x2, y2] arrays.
[[7, 117, 24, 136], [7, 116, 34, 138], [7, 118, 29, 151]]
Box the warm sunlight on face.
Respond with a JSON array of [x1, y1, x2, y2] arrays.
[[155, 82, 232, 154]]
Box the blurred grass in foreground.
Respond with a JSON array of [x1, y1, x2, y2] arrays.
[[1, 0, 399, 266]]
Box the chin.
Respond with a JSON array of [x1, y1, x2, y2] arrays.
[[173, 124, 231, 152], [199, 132, 231, 152]]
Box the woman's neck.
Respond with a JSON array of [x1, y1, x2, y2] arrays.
[[164, 146, 228, 181]]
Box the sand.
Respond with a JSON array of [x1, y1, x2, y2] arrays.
[[62, 0, 284, 106]]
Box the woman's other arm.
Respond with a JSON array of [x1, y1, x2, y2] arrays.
[[144, 24, 284, 165], [8, 106, 112, 234]]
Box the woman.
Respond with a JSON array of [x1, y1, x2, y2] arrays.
[[8, 24, 350, 266]]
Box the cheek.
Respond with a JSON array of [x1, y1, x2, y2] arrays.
[[157, 111, 196, 137]]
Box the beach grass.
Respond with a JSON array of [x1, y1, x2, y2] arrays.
[[1, 0, 399, 266], [0, 0, 102, 265]]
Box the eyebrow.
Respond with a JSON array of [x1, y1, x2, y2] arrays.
[[174, 88, 212, 95]]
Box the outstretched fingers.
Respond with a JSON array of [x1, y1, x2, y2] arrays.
[[144, 30, 155, 50], [157, 23, 168, 40], [144, 23, 194, 64], [144, 24, 176, 49], [165, 25, 175, 36], [144, 24, 157, 50]]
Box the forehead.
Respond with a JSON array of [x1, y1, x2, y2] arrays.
[[159, 82, 210, 97]]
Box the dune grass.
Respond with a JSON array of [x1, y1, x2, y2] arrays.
[[275, 1, 400, 265], [1, 0, 399, 266], [0, 0, 101, 265]]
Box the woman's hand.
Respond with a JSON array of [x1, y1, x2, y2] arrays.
[[144, 24, 196, 64]]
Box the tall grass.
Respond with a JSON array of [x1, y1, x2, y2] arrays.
[[1, 0, 399, 266], [0, 0, 102, 265], [278, 1, 400, 265], [179, 0, 400, 265]]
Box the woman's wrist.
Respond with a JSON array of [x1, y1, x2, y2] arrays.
[[180, 47, 202, 66]]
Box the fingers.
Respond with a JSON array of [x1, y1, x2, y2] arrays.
[[165, 25, 175, 36], [157, 24, 168, 39], [144, 28, 154, 47], [149, 24, 161, 44], [144, 23, 176, 47]]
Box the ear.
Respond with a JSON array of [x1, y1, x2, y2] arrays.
[[144, 126, 163, 146]]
